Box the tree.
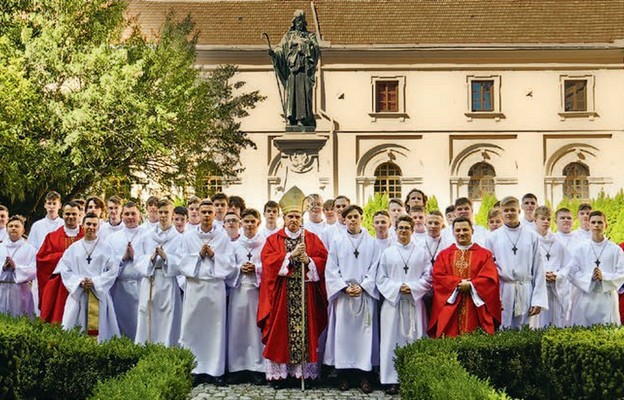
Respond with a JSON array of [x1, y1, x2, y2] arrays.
[[0, 0, 263, 219]]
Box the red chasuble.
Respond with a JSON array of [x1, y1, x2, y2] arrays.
[[428, 243, 501, 338], [36, 226, 84, 323], [258, 228, 328, 364]]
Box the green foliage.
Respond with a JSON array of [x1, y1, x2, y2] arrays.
[[362, 192, 389, 235], [542, 325, 624, 400], [0, 314, 193, 399], [396, 348, 509, 400], [475, 193, 498, 228], [89, 346, 195, 400], [554, 190, 624, 243], [397, 326, 624, 400], [397, 328, 548, 400], [0, 0, 263, 219], [427, 195, 439, 213]]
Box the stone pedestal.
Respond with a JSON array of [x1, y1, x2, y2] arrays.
[[273, 132, 328, 196]]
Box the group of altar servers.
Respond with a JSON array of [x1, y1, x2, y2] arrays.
[[0, 188, 623, 394]]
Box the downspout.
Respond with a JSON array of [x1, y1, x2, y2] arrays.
[[311, 1, 340, 196]]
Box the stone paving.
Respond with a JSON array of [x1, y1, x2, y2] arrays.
[[189, 383, 400, 400]]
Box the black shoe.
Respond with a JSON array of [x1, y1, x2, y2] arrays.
[[270, 379, 288, 389], [360, 378, 372, 394], [338, 377, 350, 391], [252, 372, 266, 385], [213, 376, 226, 387], [385, 384, 399, 395]]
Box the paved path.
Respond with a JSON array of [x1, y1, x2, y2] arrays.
[[189, 383, 400, 399]]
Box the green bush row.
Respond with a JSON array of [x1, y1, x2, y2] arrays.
[[396, 326, 624, 400], [0, 314, 193, 399]]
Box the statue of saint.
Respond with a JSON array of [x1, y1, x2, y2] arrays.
[[268, 10, 319, 129]]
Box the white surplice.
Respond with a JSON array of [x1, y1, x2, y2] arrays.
[[324, 230, 379, 371], [177, 225, 237, 376], [56, 238, 120, 342], [0, 238, 37, 316], [99, 220, 124, 242], [228, 232, 266, 373], [567, 238, 624, 326], [529, 232, 571, 328], [320, 222, 347, 251], [303, 220, 326, 237], [260, 225, 280, 239], [555, 231, 576, 249], [134, 226, 183, 346], [376, 241, 432, 385], [487, 225, 548, 329], [105, 226, 144, 339]]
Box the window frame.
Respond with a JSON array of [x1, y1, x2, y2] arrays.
[[370, 75, 407, 121], [467, 161, 496, 201], [373, 162, 403, 199], [562, 162, 590, 200], [465, 75, 504, 120], [559, 75, 596, 119]]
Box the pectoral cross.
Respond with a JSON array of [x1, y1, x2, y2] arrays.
[[512, 246, 518, 255], [353, 249, 360, 258], [595, 259, 601, 267], [545, 253, 551, 261], [403, 264, 408, 274], [430, 257, 435, 266], [247, 252, 253, 262], [86, 255, 92, 264]]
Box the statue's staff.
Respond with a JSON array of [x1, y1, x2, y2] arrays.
[[261, 32, 287, 124]]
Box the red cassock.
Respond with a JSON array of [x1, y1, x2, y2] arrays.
[[258, 228, 328, 364], [428, 243, 502, 338], [36, 226, 84, 323]]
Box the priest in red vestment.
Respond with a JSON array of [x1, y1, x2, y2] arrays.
[[37, 201, 84, 323], [428, 216, 501, 338], [258, 186, 328, 384]]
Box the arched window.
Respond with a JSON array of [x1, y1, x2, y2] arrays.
[[374, 162, 402, 199], [468, 162, 496, 200], [563, 162, 590, 200], [196, 176, 224, 197]]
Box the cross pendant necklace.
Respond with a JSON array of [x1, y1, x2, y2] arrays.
[[82, 238, 99, 265], [503, 226, 523, 256], [425, 237, 442, 265], [541, 238, 554, 262], [346, 231, 364, 259], [590, 239, 607, 269], [398, 243, 416, 274]]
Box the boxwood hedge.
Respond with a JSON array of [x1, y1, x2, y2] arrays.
[[396, 325, 624, 400], [0, 314, 194, 399]]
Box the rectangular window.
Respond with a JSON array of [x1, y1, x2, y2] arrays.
[[564, 80, 587, 112], [471, 80, 494, 112], [375, 81, 399, 113]]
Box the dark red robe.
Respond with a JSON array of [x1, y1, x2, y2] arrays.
[[258, 228, 328, 364], [428, 243, 501, 338], [36, 226, 84, 323]]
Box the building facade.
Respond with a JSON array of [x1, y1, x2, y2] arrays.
[[129, 0, 624, 210]]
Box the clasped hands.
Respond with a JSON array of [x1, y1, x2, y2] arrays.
[[122, 242, 134, 262], [199, 243, 214, 259], [457, 279, 471, 293], [2, 257, 15, 271], [345, 283, 363, 297], [545, 271, 557, 283], [399, 283, 411, 294], [290, 243, 310, 265], [151, 246, 167, 262], [592, 267, 602, 281], [80, 277, 94, 290], [241, 262, 255, 274]]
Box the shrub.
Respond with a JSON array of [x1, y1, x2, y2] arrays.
[[542, 325, 624, 400], [0, 314, 193, 399], [362, 192, 389, 235], [396, 328, 549, 399]]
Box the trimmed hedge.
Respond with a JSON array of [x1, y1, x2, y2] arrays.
[[396, 326, 624, 400], [542, 325, 624, 400], [0, 314, 193, 399]]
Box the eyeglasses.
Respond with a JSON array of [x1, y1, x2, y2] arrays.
[[397, 226, 412, 231], [224, 219, 239, 224]]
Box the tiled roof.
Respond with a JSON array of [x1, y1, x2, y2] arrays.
[[127, 0, 624, 46]]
